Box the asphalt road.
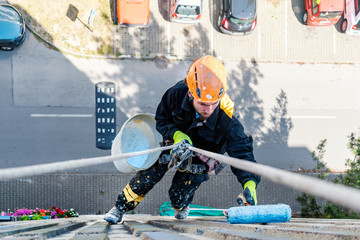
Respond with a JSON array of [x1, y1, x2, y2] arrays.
[[0, 29, 360, 173]]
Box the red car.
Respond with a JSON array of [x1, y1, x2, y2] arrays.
[[117, 0, 150, 27], [303, 0, 344, 26]]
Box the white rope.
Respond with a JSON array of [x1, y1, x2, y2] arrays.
[[0, 145, 173, 180], [1, 143, 360, 214], [190, 146, 360, 214]]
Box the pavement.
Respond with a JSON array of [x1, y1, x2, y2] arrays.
[[2, 215, 360, 239]]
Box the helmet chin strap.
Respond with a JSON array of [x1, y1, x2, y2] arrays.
[[188, 91, 194, 102], [188, 91, 203, 120]]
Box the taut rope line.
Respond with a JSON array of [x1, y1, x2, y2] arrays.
[[190, 146, 360, 213], [0, 146, 174, 180], [1, 144, 360, 214]]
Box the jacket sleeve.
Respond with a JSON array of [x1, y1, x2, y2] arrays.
[[226, 119, 261, 187], [155, 86, 181, 141]]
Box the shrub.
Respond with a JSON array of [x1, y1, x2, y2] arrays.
[[296, 132, 360, 219]]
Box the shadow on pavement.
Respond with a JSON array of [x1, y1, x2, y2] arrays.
[[158, 0, 170, 22], [4, 4, 121, 172], [109, 0, 117, 25], [256, 89, 314, 170], [227, 59, 314, 171], [291, 0, 306, 25], [210, 0, 222, 33], [334, 14, 345, 33]]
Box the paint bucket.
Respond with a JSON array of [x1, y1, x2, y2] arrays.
[[111, 113, 163, 173]]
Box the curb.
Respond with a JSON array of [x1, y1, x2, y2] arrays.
[[24, 23, 185, 62]]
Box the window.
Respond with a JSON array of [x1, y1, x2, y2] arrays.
[[318, 11, 342, 18], [312, 0, 319, 15], [0, 6, 20, 22], [229, 16, 255, 24], [175, 5, 200, 16]]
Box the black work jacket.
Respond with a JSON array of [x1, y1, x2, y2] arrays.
[[155, 81, 260, 186]]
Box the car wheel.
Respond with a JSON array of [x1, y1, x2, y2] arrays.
[[341, 19, 347, 33], [303, 12, 308, 25], [0, 46, 14, 51]]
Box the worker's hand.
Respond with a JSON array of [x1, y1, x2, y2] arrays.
[[197, 154, 225, 174], [237, 180, 257, 206], [173, 130, 192, 146], [171, 131, 192, 156], [170, 131, 193, 169]]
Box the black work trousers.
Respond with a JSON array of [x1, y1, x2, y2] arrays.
[[115, 159, 209, 213]]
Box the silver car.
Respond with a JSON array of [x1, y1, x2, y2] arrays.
[[170, 0, 202, 24], [341, 0, 360, 35]]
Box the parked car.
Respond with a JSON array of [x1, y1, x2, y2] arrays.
[[117, 0, 150, 27], [0, 4, 26, 51], [218, 0, 257, 35], [341, 0, 360, 34], [170, 0, 202, 24], [303, 0, 344, 26]]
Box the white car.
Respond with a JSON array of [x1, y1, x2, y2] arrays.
[[341, 0, 360, 35], [170, 0, 202, 24]]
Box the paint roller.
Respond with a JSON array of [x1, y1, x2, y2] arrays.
[[224, 194, 291, 224], [225, 203, 292, 224]]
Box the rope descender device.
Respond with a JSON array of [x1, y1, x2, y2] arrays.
[[169, 140, 195, 169]]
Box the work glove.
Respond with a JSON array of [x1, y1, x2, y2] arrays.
[[237, 180, 257, 206], [173, 130, 192, 146], [171, 130, 193, 156], [169, 131, 193, 169]]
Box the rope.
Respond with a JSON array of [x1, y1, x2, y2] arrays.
[[1, 144, 360, 213], [0, 145, 173, 180], [190, 146, 360, 214]]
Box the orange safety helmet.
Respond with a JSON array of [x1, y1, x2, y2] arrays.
[[186, 55, 227, 102]]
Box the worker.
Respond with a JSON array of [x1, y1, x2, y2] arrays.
[[104, 55, 261, 224]]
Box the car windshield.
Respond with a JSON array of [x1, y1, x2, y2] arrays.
[[318, 11, 342, 18], [0, 6, 20, 22], [175, 5, 200, 16], [229, 16, 255, 24], [312, 0, 319, 15]]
